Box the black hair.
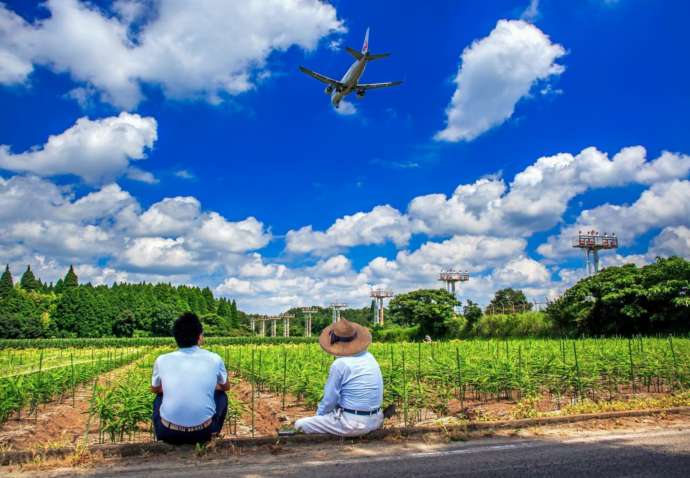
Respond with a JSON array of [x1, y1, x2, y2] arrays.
[[173, 312, 203, 348]]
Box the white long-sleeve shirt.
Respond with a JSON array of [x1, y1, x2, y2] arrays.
[[317, 351, 383, 416]]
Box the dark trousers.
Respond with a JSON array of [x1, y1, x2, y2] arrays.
[[152, 391, 228, 445]]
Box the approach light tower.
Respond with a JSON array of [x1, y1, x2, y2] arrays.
[[370, 288, 394, 326], [439, 269, 470, 296], [330, 302, 347, 323], [301, 307, 318, 337], [572, 230, 618, 276], [280, 313, 294, 337]]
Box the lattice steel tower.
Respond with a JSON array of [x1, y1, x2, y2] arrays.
[[572, 230, 618, 276]]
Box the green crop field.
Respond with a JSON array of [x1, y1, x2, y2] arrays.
[[1, 337, 689, 447]]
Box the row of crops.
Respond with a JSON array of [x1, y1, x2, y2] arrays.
[[0, 346, 146, 423], [209, 337, 690, 425], [1, 337, 688, 443], [87, 350, 245, 443]]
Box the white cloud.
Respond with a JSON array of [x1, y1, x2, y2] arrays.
[[0, 112, 157, 185], [285, 146, 690, 261], [0, 0, 344, 108], [411, 147, 690, 238], [119, 237, 198, 272], [538, 180, 690, 258], [0, 174, 271, 280], [649, 226, 690, 258], [285, 205, 411, 255], [193, 213, 271, 253], [520, 0, 540, 22], [135, 196, 202, 237], [335, 100, 357, 115], [435, 19, 565, 142], [174, 169, 195, 180]]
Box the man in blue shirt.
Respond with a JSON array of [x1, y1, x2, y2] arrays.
[[295, 319, 384, 436], [151, 312, 230, 444]]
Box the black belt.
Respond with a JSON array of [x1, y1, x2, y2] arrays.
[[339, 406, 380, 416]]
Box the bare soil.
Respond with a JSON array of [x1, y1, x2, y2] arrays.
[[0, 361, 142, 452], [226, 373, 314, 437]]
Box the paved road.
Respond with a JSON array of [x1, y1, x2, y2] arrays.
[[82, 429, 690, 477]]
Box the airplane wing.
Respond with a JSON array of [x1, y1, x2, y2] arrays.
[[357, 80, 403, 91], [299, 66, 345, 90]]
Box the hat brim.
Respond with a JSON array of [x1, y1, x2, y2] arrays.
[[318, 322, 372, 356]]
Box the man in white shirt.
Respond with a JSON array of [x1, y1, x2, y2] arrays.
[[295, 319, 384, 437], [151, 312, 230, 444]]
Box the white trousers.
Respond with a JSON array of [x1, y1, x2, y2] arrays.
[[295, 409, 383, 437]]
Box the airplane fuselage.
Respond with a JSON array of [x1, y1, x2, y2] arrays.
[[331, 58, 367, 108]]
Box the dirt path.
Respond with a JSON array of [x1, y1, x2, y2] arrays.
[[0, 359, 144, 451]]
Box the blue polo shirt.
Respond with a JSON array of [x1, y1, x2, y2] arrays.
[[151, 346, 228, 427]]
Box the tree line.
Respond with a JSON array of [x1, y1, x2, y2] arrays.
[[381, 256, 690, 339], [0, 265, 243, 338]]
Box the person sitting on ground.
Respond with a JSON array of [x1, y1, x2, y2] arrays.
[[151, 312, 230, 445], [295, 319, 383, 437]]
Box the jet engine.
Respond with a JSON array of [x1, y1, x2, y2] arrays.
[[356, 89, 366, 98], [325, 85, 334, 94]]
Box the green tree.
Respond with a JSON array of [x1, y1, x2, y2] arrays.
[[462, 299, 483, 336], [546, 257, 690, 336], [19, 265, 39, 291], [0, 265, 13, 298], [388, 289, 459, 339], [150, 303, 178, 336], [201, 313, 231, 336], [487, 288, 532, 313], [113, 310, 136, 337], [63, 265, 79, 289]]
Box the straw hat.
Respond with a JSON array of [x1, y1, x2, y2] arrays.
[[318, 319, 372, 356]]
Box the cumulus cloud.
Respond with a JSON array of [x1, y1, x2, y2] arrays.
[[0, 0, 344, 108], [285, 205, 411, 255], [538, 180, 690, 258], [0, 175, 271, 279], [288, 147, 690, 255], [0, 112, 157, 185], [649, 226, 690, 258], [435, 20, 565, 142]]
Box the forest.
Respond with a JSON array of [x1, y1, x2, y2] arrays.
[[0, 265, 243, 338]]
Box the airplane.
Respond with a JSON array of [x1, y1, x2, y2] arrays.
[[299, 28, 402, 109]]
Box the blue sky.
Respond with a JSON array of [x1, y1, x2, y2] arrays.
[[1, 0, 689, 312]]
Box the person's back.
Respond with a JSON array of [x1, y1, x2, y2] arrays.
[[153, 347, 225, 427], [321, 352, 383, 415], [151, 312, 229, 444], [296, 320, 384, 437]]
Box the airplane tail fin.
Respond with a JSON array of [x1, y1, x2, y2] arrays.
[[345, 47, 363, 60], [362, 27, 370, 54], [345, 28, 389, 61]]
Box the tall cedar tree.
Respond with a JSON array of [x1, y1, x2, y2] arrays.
[[20, 265, 39, 291], [63, 265, 79, 288], [0, 265, 13, 298]]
